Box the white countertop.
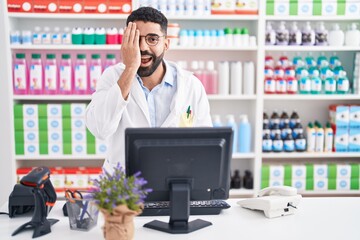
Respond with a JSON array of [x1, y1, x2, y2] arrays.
[[1, 197, 359, 240]]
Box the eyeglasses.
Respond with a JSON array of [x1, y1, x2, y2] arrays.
[[140, 34, 166, 46]]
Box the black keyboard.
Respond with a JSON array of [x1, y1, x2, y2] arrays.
[[140, 200, 231, 216]]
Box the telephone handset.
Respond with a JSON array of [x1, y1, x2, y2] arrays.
[[258, 186, 297, 197], [238, 186, 302, 218]]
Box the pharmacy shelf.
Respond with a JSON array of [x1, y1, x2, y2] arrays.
[[10, 44, 258, 51], [299, 190, 360, 196], [262, 152, 360, 159], [265, 15, 360, 21], [232, 153, 256, 159], [208, 95, 257, 100], [15, 155, 105, 160], [265, 45, 360, 52], [229, 188, 255, 198], [263, 94, 360, 100], [8, 12, 259, 21], [13, 95, 92, 101]]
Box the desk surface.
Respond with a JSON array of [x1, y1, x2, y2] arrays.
[[1, 197, 359, 240]]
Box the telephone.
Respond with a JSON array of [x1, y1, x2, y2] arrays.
[[237, 186, 302, 218]]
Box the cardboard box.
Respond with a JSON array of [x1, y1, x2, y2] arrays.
[[7, 0, 33, 12], [83, 0, 107, 13], [58, 0, 83, 13], [107, 0, 132, 14], [33, 0, 58, 13]]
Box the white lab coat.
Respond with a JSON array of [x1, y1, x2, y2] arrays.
[[85, 60, 212, 169]]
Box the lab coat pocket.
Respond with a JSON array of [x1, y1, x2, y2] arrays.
[[179, 112, 194, 127]]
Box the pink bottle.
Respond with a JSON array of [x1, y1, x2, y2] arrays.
[[29, 53, 43, 95], [104, 54, 117, 70], [44, 53, 58, 95], [204, 61, 218, 95], [59, 54, 72, 95], [89, 54, 102, 93], [106, 27, 118, 44], [191, 61, 206, 92], [13, 53, 28, 95], [74, 54, 88, 95], [118, 28, 124, 44]]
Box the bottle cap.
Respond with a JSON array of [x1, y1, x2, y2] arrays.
[[240, 28, 249, 35], [91, 54, 101, 59], [31, 53, 41, 59], [61, 54, 71, 59], [46, 54, 56, 59], [224, 28, 232, 35], [77, 54, 86, 59], [239, 115, 248, 123], [16, 53, 25, 59], [233, 28, 241, 35]]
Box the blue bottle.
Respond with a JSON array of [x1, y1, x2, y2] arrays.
[[238, 115, 251, 153], [212, 115, 222, 127], [226, 114, 238, 153]]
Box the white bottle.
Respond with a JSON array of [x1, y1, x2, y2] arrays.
[[289, 22, 302, 46], [218, 61, 230, 95], [226, 114, 238, 153], [42, 26, 52, 45], [32, 26, 42, 44], [52, 27, 62, 45], [230, 61, 242, 95], [265, 21, 276, 45], [301, 21, 315, 46], [345, 23, 360, 46], [324, 122, 334, 152], [62, 27, 72, 44], [328, 23, 344, 46], [306, 122, 316, 152], [315, 124, 325, 152], [243, 61, 255, 95]]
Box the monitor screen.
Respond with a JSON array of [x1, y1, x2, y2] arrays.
[[125, 127, 233, 234]]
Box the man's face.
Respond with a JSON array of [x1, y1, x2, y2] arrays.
[[134, 21, 169, 77]]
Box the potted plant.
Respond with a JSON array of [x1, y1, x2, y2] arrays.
[[88, 163, 151, 240]]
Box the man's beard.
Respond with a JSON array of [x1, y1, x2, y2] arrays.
[[137, 51, 165, 77]]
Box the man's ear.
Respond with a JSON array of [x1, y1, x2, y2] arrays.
[[164, 37, 170, 51]]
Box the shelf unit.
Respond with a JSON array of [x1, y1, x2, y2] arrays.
[[1, 1, 360, 205]]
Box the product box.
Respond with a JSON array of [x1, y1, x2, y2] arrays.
[[235, 0, 258, 15], [292, 165, 307, 179], [336, 178, 350, 190], [107, 0, 132, 14], [321, 0, 338, 16], [72, 142, 87, 155], [96, 138, 107, 154], [58, 0, 83, 13], [336, 164, 352, 179], [47, 104, 62, 118], [329, 104, 349, 130], [24, 142, 39, 155], [313, 164, 328, 178], [50, 167, 65, 192], [33, 0, 58, 13], [346, 0, 360, 16], [349, 105, 360, 130], [83, 0, 107, 13], [7, 0, 33, 12], [71, 118, 86, 130], [71, 103, 86, 118], [269, 165, 284, 180], [64, 167, 88, 190], [269, 178, 284, 187], [72, 130, 86, 142], [349, 128, 360, 152], [48, 130, 63, 143], [48, 118, 62, 131], [23, 104, 39, 119], [292, 178, 306, 191], [48, 142, 63, 155], [24, 130, 39, 143], [23, 118, 39, 131], [211, 0, 236, 14], [314, 178, 328, 190], [298, 0, 313, 16], [334, 128, 349, 152]]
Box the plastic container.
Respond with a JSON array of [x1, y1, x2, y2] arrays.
[[72, 27, 83, 45], [276, 21, 289, 45], [218, 61, 230, 95], [238, 115, 251, 153], [29, 53, 43, 94], [62, 27, 72, 44], [59, 54, 73, 95], [306, 122, 316, 152], [104, 54, 117, 70], [44, 54, 58, 94], [240, 27, 249, 47], [74, 54, 88, 94], [265, 22, 276, 45], [328, 23, 344, 46], [289, 22, 302, 45], [315, 123, 324, 152], [106, 27, 118, 44], [13, 53, 28, 95], [226, 114, 238, 153], [315, 22, 328, 46], [95, 27, 106, 45], [345, 23, 360, 46], [243, 61, 255, 95], [83, 27, 95, 45], [212, 115, 222, 127], [230, 61, 242, 95], [262, 133, 272, 152], [118, 28, 124, 44], [324, 122, 334, 152], [42, 26, 52, 45], [89, 54, 102, 93], [204, 61, 218, 95], [302, 22, 315, 46], [32, 26, 42, 44], [52, 27, 62, 45]]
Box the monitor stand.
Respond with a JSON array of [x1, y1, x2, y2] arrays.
[[143, 180, 212, 234]]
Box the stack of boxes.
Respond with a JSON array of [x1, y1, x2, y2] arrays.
[[262, 163, 360, 191], [14, 103, 107, 156], [330, 104, 360, 152], [266, 0, 360, 16]]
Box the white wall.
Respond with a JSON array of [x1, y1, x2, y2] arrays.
[[0, 1, 17, 206]]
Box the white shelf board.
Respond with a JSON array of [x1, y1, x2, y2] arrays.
[[13, 95, 92, 101], [262, 152, 360, 159], [8, 13, 258, 20], [265, 45, 360, 52], [232, 153, 256, 159], [10, 44, 258, 51], [208, 95, 257, 100], [265, 15, 360, 21], [16, 155, 106, 160], [263, 94, 360, 101], [299, 190, 360, 196], [229, 188, 255, 197]]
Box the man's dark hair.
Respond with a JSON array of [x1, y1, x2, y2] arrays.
[[126, 7, 168, 35]]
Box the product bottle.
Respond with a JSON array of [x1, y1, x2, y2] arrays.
[[89, 54, 102, 93], [212, 115, 222, 127], [243, 61, 255, 95], [345, 23, 360, 46], [275, 76, 287, 94], [74, 54, 87, 94], [328, 23, 344, 46], [224, 27, 233, 46], [310, 70, 322, 94], [243, 170, 253, 189], [289, 22, 302, 45], [106, 27, 118, 44], [289, 110, 300, 129], [95, 27, 106, 45], [292, 122, 304, 139], [42, 26, 52, 45], [315, 22, 328, 46], [263, 111, 270, 125], [262, 133, 273, 152], [83, 27, 95, 45], [315, 123, 324, 152], [104, 54, 117, 70], [271, 123, 281, 140], [62, 27, 72, 44], [324, 122, 334, 152], [205, 61, 218, 95], [52, 27, 62, 45], [263, 122, 271, 137], [240, 27, 249, 47], [337, 70, 350, 94], [264, 77, 276, 94], [238, 115, 251, 153], [276, 21, 289, 45], [302, 21, 315, 46], [44, 53, 57, 95], [272, 133, 283, 152], [279, 110, 289, 128], [233, 28, 241, 47], [231, 170, 241, 189], [230, 61, 242, 95], [226, 114, 238, 153], [284, 133, 295, 152], [72, 27, 83, 45], [281, 122, 292, 140], [265, 22, 276, 45], [218, 61, 230, 95], [29, 53, 43, 95], [118, 27, 124, 44], [324, 71, 337, 94], [306, 122, 316, 152], [13, 53, 28, 95], [270, 111, 280, 127], [59, 54, 72, 94], [295, 132, 306, 152], [286, 75, 298, 94], [32, 26, 42, 44]]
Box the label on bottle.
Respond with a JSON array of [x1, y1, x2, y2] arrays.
[[337, 79, 349, 92], [14, 64, 26, 90], [270, 128, 281, 139], [311, 78, 322, 92], [60, 65, 72, 91], [75, 65, 88, 91], [325, 79, 336, 93], [62, 33, 72, 44], [30, 65, 43, 90], [276, 79, 287, 93], [272, 139, 283, 152], [45, 65, 57, 91], [90, 65, 102, 91], [264, 79, 276, 93], [286, 79, 298, 93], [299, 78, 311, 92], [262, 139, 272, 152], [295, 138, 306, 151], [52, 33, 62, 44], [33, 33, 42, 44], [284, 139, 295, 152]]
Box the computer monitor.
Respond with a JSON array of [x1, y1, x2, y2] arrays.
[[125, 127, 233, 234]]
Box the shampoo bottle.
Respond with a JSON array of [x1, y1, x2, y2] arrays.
[[238, 114, 251, 153], [265, 21, 276, 45], [328, 23, 344, 46], [226, 114, 238, 153], [324, 122, 334, 152], [302, 21, 315, 46], [289, 22, 302, 45], [306, 122, 316, 152], [276, 21, 289, 45], [315, 22, 328, 46], [345, 23, 360, 46], [13, 53, 28, 95]]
